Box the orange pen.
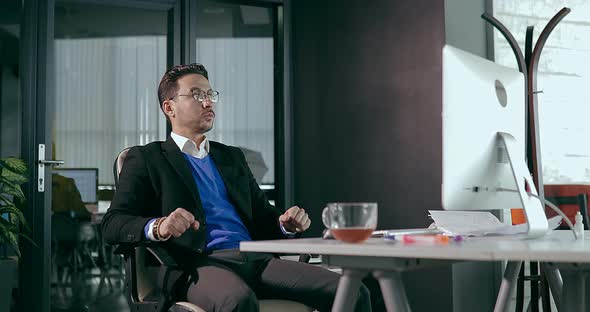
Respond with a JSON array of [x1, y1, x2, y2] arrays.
[[401, 234, 450, 244]]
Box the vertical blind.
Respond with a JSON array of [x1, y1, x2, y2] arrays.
[[196, 38, 275, 184], [54, 36, 167, 185], [55, 36, 274, 185]]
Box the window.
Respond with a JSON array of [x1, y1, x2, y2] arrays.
[[493, 0, 590, 184], [53, 2, 168, 185], [195, 1, 276, 186]]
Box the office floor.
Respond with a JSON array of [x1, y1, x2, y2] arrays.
[[48, 261, 559, 312], [51, 267, 128, 312]]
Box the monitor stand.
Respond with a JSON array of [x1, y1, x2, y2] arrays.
[[498, 132, 548, 238]]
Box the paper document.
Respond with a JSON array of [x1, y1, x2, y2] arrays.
[[428, 210, 562, 236]]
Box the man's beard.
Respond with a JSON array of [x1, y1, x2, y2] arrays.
[[199, 120, 214, 133]]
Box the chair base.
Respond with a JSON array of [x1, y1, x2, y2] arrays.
[[260, 299, 314, 312], [168, 300, 314, 312], [169, 302, 206, 312]]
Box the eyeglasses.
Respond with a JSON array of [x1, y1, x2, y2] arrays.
[[171, 89, 220, 103]]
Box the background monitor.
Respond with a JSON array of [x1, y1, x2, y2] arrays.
[[53, 168, 98, 204], [442, 45, 547, 237]]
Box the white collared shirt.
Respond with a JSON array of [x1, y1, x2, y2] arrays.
[[170, 132, 210, 159]]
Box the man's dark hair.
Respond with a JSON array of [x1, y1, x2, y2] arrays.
[[157, 63, 209, 114]]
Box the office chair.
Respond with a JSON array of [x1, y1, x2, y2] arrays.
[[515, 193, 589, 312], [113, 147, 314, 312], [51, 212, 99, 309]]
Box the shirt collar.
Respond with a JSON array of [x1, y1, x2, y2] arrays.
[[170, 132, 210, 159]]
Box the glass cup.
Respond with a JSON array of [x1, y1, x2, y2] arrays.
[[322, 202, 378, 243]]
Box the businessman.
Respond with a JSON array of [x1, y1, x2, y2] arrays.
[[102, 63, 370, 311]]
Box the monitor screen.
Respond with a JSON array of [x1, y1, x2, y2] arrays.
[[53, 168, 98, 204]]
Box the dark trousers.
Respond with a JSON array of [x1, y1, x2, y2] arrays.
[[183, 249, 371, 312]]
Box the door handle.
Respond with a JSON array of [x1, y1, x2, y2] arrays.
[[37, 144, 65, 192], [38, 160, 65, 165]]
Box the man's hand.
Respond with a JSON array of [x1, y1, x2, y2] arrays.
[[279, 206, 311, 233], [159, 208, 200, 238]]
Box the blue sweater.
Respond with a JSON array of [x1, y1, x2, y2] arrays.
[[143, 154, 252, 251], [184, 154, 252, 251]]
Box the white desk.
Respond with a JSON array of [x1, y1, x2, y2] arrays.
[[241, 231, 590, 312]]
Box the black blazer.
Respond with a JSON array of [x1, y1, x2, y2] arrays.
[[101, 137, 285, 258]]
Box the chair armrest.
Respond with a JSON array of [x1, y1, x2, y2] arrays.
[[113, 242, 178, 267], [298, 254, 311, 263], [146, 246, 178, 268], [113, 241, 151, 256], [279, 253, 314, 263], [114, 242, 180, 309], [147, 246, 179, 303]]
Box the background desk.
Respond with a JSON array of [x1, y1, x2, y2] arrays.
[[241, 231, 590, 312]]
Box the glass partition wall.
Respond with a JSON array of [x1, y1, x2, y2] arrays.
[[194, 1, 277, 189], [51, 2, 168, 310], [0, 2, 22, 310], [9, 0, 286, 310]]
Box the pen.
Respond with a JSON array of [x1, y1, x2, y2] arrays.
[[403, 234, 449, 244], [384, 234, 465, 244]]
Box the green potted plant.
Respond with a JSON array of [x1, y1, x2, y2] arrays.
[[0, 157, 30, 312]]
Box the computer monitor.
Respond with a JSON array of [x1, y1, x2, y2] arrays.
[[441, 45, 548, 238], [53, 168, 98, 204]]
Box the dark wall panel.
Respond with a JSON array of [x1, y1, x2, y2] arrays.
[[291, 1, 450, 311], [292, 0, 444, 235]]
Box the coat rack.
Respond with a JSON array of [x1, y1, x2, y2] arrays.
[[481, 7, 571, 312]]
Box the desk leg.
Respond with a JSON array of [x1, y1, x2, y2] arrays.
[[560, 271, 585, 312], [373, 270, 410, 312], [541, 264, 562, 309], [494, 261, 521, 312], [332, 269, 367, 312]]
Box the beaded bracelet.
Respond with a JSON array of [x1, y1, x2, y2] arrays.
[[153, 217, 169, 241], [152, 217, 162, 240]]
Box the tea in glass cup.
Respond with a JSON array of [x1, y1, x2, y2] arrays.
[[322, 202, 377, 243]]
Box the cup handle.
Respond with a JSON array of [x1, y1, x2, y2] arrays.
[[321, 207, 330, 229]]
